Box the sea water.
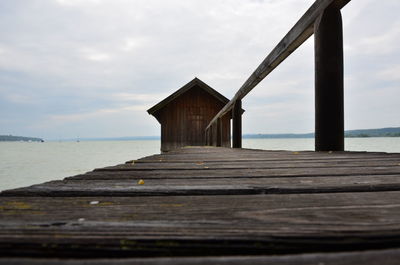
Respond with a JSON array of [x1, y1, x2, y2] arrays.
[[1, 137, 400, 191], [0, 140, 160, 191]]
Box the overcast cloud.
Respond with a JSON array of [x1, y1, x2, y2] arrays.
[[0, 0, 399, 139]]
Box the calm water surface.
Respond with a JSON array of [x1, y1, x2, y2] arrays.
[[0, 140, 160, 191], [1, 138, 400, 191]]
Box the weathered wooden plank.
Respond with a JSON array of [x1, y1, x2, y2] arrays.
[[163, 147, 390, 154], [86, 167, 400, 178], [66, 150, 400, 175], [1, 192, 400, 257], [136, 152, 400, 163], [142, 147, 398, 155], [3, 174, 400, 196], [149, 149, 400, 156], [2, 192, 400, 229], [102, 159, 400, 170], [130, 157, 400, 166], [3, 147, 400, 259], [67, 172, 400, 181], [4, 147, 397, 196], [1, 248, 400, 264], [172, 146, 388, 153]]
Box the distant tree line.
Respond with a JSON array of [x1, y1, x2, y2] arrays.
[[0, 135, 44, 142], [244, 127, 400, 139], [345, 132, 400, 138]]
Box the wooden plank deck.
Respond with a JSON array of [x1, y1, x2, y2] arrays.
[[1, 146, 400, 263]]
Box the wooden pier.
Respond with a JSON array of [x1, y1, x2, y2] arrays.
[[1, 0, 398, 263], [1, 146, 400, 264]]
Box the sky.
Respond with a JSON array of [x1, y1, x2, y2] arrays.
[[0, 0, 399, 140]]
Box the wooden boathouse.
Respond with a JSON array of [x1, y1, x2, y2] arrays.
[[1, 0, 400, 264], [148, 78, 237, 152]]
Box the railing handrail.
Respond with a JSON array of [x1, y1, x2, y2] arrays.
[[205, 0, 351, 131]]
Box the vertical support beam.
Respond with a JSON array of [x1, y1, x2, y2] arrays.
[[212, 123, 217, 147], [210, 125, 214, 146], [209, 127, 212, 146], [205, 128, 209, 146], [216, 118, 222, 147], [314, 5, 344, 151], [232, 99, 242, 148]]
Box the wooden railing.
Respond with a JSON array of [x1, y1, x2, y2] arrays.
[[205, 0, 352, 151]]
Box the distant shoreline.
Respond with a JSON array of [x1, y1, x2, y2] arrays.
[[47, 135, 400, 142], [0, 135, 44, 142], [245, 127, 400, 139], [3, 127, 400, 142], [56, 127, 400, 141]]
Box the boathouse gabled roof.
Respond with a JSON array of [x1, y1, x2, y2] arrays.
[[147, 77, 229, 116]]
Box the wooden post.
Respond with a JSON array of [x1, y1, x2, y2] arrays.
[[212, 123, 217, 147], [232, 99, 242, 148], [205, 128, 209, 146], [210, 125, 214, 146], [208, 127, 212, 146], [216, 118, 222, 147], [314, 5, 344, 151]]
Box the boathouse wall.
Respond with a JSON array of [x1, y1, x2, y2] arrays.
[[148, 78, 231, 152]]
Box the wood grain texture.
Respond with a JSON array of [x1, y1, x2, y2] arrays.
[[2, 147, 400, 197], [1, 192, 400, 257], [147, 79, 232, 152], [1, 146, 400, 260], [3, 174, 400, 196], [1, 248, 400, 265]]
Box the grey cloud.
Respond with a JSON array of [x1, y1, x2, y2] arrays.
[[0, 0, 399, 138]]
